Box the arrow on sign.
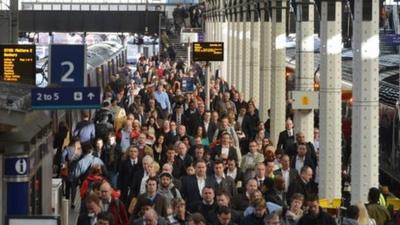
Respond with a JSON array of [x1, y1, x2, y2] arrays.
[[87, 92, 95, 100]]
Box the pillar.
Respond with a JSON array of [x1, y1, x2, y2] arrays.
[[259, 1, 272, 121], [242, 3, 251, 100], [319, 0, 342, 200], [230, 1, 238, 89], [293, 0, 315, 141], [250, 2, 261, 107], [235, 2, 243, 93], [270, 0, 287, 146], [10, 0, 18, 44], [351, 0, 379, 203]]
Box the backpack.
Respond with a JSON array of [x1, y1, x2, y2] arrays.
[[171, 186, 178, 198]]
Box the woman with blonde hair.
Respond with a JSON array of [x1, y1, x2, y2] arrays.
[[357, 202, 377, 225]]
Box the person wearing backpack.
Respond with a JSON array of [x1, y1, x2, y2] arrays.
[[74, 142, 105, 185], [158, 172, 182, 206], [80, 165, 105, 200]]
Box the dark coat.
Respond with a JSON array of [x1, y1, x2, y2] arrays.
[[209, 175, 238, 198], [265, 188, 287, 207], [118, 158, 141, 205], [239, 213, 266, 225], [274, 168, 299, 190], [135, 193, 169, 218], [241, 112, 260, 140], [286, 142, 317, 165], [180, 175, 215, 211], [192, 201, 218, 224], [290, 154, 316, 172], [233, 193, 250, 211], [184, 109, 203, 136], [204, 121, 218, 143], [277, 130, 295, 153], [174, 154, 194, 179], [297, 209, 337, 225], [212, 145, 238, 162], [286, 176, 317, 205]]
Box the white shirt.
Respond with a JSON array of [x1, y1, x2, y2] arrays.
[[204, 122, 209, 132], [287, 129, 294, 137], [215, 174, 225, 184], [221, 146, 229, 157], [295, 156, 305, 174], [140, 172, 149, 194], [226, 168, 237, 180], [281, 169, 290, 192], [196, 176, 206, 195]]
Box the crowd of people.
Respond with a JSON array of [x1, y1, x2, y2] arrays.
[[53, 45, 397, 225]]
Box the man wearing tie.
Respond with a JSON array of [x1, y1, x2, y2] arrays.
[[118, 146, 140, 205], [277, 119, 295, 153]]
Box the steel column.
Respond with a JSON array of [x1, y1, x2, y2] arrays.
[[351, 0, 380, 203]]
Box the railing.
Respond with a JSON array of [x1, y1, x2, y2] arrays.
[[21, 2, 166, 11]]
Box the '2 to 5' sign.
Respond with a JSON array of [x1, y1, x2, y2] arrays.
[[50, 45, 86, 87]]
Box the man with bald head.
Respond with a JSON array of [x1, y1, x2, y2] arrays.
[[99, 181, 128, 225], [265, 175, 287, 207], [286, 131, 317, 166], [233, 179, 258, 211], [277, 119, 295, 153]]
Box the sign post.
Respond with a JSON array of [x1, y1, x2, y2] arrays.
[[192, 42, 224, 110]]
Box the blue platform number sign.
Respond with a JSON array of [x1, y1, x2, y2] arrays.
[[50, 44, 85, 87]]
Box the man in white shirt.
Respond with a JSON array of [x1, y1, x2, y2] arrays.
[[274, 154, 299, 193]]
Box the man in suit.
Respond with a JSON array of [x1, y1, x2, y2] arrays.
[[210, 159, 238, 198], [174, 141, 194, 179], [183, 100, 203, 137], [212, 132, 238, 162], [265, 175, 287, 207], [286, 131, 317, 165], [118, 145, 141, 206], [277, 119, 295, 153], [290, 143, 316, 173], [274, 154, 299, 193], [181, 159, 215, 212], [202, 111, 218, 143], [254, 163, 270, 193], [233, 179, 258, 211], [216, 206, 238, 225], [132, 208, 169, 225], [287, 166, 317, 204], [171, 104, 186, 126], [216, 191, 242, 224], [225, 158, 244, 191]]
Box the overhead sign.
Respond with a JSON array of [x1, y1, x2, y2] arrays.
[[290, 91, 319, 110], [192, 42, 224, 62], [382, 34, 400, 45], [31, 87, 101, 110], [5, 157, 30, 176], [50, 44, 86, 87], [0, 45, 36, 85]]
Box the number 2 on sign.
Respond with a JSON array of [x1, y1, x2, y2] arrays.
[[60, 61, 75, 82]]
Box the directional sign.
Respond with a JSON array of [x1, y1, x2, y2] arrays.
[[31, 87, 101, 110], [5, 157, 30, 176], [50, 44, 85, 87], [382, 34, 400, 45]]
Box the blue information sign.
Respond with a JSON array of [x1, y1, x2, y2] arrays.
[[50, 44, 85, 87], [31, 87, 101, 110], [382, 34, 400, 45], [5, 157, 29, 176]]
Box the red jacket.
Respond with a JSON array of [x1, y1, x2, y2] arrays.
[[108, 199, 129, 225]]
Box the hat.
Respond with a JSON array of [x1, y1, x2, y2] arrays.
[[159, 172, 173, 179]]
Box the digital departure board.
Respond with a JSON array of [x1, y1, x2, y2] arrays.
[[0, 45, 36, 85], [192, 42, 224, 62]]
